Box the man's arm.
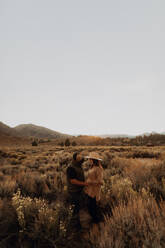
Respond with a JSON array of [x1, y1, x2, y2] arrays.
[[70, 179, 88, 186], [67, 167, 88, 186]]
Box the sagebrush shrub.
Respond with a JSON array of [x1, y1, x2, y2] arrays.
[[11, 189, 74, 247], [0, 199, 19, 248], [95, 197, 165, 248], [0, 176, 17, 198]]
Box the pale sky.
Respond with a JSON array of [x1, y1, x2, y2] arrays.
[[0, 0, 165, 135]]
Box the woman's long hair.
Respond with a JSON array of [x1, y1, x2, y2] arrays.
[[91, 159, 99, 167]]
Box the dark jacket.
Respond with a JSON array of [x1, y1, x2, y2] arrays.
[[66, 160, 85, 194]]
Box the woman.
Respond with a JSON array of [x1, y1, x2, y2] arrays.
[[84, 152, 104, 223]]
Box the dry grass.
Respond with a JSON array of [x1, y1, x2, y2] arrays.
[[93, 197, 165, 248], [0, 144, 165, 247]]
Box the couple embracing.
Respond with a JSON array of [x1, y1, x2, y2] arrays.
[[66, 151, 104, 231]]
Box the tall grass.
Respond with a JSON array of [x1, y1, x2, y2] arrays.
[[93, 197, 165, 248], [0, 145, 165, 247]]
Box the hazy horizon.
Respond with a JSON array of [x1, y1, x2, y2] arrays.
[[1, 121, 163, 137], [1, 0, 165, 136]]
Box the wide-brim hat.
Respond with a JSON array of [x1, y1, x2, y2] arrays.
[[85, 152, 102, 161]]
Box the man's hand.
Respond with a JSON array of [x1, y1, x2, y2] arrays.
[[70, 179, 88, 186], [87, 182, 103, 186]]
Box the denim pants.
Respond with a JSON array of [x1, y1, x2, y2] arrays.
[[68, 191, 85, 230], [86, 195, 103, 223]]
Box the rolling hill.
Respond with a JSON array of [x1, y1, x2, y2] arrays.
[[0, 122, 18, 136], [14, 124, 71, 139], [0, 122, 28, 146], [0, 122, 71, 140]]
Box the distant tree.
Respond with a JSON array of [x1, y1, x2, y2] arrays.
[[32, 140, 38, 146], [58, 142, 64, 147], [65, 138, 70, 146], [72, 141, 77, 146]]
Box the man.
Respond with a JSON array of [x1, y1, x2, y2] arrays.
[[66, 152, 88, 230]]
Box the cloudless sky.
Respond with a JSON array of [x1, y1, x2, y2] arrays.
[[0, 0, 165, 135]]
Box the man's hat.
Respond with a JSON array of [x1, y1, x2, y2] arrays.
[[85, 152, 102, 161]]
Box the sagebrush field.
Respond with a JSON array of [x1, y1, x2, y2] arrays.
[[0, 144, 165, 248]]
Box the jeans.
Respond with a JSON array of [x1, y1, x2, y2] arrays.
[[86, 195, 104, 223], [68, 191, 85, 230]]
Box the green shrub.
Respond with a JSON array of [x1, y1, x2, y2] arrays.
[[65, 138, 70, 147], [58, 142, 64, 147], [72, 141, 77, 146], [32, 141, 38, 146]]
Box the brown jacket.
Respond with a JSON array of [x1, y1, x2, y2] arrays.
[[84, 165, 103, 201]]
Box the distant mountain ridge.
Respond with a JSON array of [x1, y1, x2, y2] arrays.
[[97, 131, 165, 138], [0, 122, 71, 139], [0, 121, 164, 140], [14, 124, 71, 139], [98, 134, 135, 138]]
